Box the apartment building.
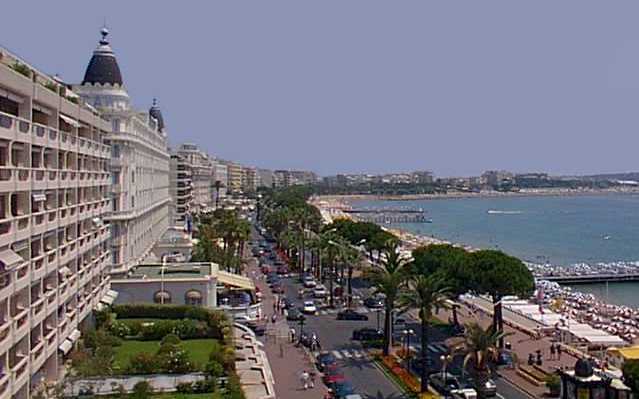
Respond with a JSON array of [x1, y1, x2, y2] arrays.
[[176, 143, 213, 210], [212, 161, 228, 206], [73, 29, 170, 276], [241, 166, 257, 194], [224, 161, 243, 194], [169, 153, 193, 224], [273, 169, 318, 188], [0, 48, 112, 398]]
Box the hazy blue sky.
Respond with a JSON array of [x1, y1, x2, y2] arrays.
[[2, 1, 639, 176]]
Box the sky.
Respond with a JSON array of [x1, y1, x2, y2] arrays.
[[2, 1, 639, 177]]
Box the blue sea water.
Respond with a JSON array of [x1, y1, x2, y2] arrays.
[[352, 194, 639, 306]]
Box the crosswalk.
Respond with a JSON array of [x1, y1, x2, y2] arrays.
[[317, 306, 376, 316], [314, 348, 371, 360]]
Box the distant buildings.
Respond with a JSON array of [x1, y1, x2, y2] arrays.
[[481, 170, 514, 188], [175, 143, 213, 210], [273, 169, 318, 188], [169, 153, 193, 224]]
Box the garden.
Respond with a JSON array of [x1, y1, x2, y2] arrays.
[[63, 304, 245, 398]]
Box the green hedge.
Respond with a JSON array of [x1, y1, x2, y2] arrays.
[[111, 319, 211, 341], [111, 304, 231, 342]]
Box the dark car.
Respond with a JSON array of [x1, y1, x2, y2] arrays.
[[276, 265, 290, 275], [364, 297, 384, 309], [286, 308, 303, 321], [316, 352, 337, 372], [281, 297, 295, 309], [352, 327, 384, 341], [464, 377, 497, 397], [328, 381, 355, 398], [337, 309, 369, 321], [429, 372, 461, 396]]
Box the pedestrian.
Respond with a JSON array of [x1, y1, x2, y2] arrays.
[[272, 301, 277, 313], [550, 343, 556, 360], [301, 370, 309, 390], [271, 313, 277, 324], [290, 327, 296, 343], [557, 344, 562, 360], [309, 370, 316, 388]]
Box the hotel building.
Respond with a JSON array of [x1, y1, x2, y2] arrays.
[[0, 47, 112, 397], [73, 29, 171, 277], [169, 153, 193, 225]]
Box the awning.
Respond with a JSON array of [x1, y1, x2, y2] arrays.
[[58, 340, 73, 355], [100, 293, 116, 305], [32, 193, 46, 202], [106, 290, 119, 300], [59, 114, 80, 128], [0, 248, 24, 268], [0, 87, 24, 104], [33, 103, 52, 116], [68, 329, 81, 343], [217, 270, 255, 291]]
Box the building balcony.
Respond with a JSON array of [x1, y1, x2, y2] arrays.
[[10, 356, 28, 389], [0, 323, 10, 354], [0, 111, 30, 141]]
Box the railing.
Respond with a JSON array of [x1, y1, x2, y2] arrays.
[[0, 111, 30, 135]]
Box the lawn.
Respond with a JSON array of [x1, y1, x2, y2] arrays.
[[113, 339, 218, 371]]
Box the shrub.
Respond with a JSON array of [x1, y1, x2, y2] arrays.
[[11, 62, 31, 78], [131, 381, 153, 399], [161, 333, 181, 346], [127, 352, 159, 375], [206, 359, 224, 378], [43, 81, 58, 93], [84, 329, 122, 350], [109, 320, 132, 338], [176, 382, 194, 394], [157, 344, 193, 374], [193, 378, 217, 393]]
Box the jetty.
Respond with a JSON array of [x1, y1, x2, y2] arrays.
[[543, 274, 639, 284], [344, 206, 429, 223]]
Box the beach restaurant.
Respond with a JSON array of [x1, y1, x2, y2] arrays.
[[558, 323, 626, 349]]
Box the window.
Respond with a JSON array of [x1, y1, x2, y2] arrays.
[[131, 170, 135, 183], [112, 119, 121, 132], [112, 144, 120, 158], [111, 172, 120, 185], [153, 290, 171, 304], [185, 290, 203, 306], [131, 196, 135, 208]]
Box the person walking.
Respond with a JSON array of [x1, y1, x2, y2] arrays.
[[290, 327, 296, 343], [309, 370, 316, 388], [550, 343, 556, 360], [301, 370, 310, 390], [557, 344, 562, 361]]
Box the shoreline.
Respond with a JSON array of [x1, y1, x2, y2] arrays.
[[316, 187, 639, 202]]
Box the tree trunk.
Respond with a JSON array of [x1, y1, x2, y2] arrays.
[[452, 304, 459, 326], [329, 264, 335, 308], [347, 266, 353, 308], [383, 303, 392, 356], [420, 315, 429, 393], [492, 294, 504, 348]]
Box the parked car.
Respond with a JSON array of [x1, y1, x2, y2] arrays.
[[451, 388, 478, 399], [280, 297, 295, 309], [302, 300, 317, 314], [316, 351, 337, 372], [276, 265, 290, 275], [464, 378, 497, 397], [364, 297, 384, 309], [337, 309, 368, 321], [328, 381, 355, 398], [303, 275, 317, 288], [352, 327, 384, 341], [429, 372, 461, 396], [286, 308, 303, 321], [323, 368, 346, 384], [313, 285, 328, 298]]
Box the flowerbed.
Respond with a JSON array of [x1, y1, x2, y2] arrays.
[[379, 354, 421, 393]]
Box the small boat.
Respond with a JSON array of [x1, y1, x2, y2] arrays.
[[425, 218, 433, 223], [603, 235, 611, 240], [487, 210, 523, 215]]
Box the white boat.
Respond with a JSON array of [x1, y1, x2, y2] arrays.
[[487, 210, 523, 215]]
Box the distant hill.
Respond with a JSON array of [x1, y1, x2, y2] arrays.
[[576, 172, 639, 181]]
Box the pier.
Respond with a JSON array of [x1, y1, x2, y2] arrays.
[[344, 206, 429, 223], [541, 273, 639, 284]]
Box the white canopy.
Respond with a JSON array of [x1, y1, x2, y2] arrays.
[[59, 114, 80, 128]]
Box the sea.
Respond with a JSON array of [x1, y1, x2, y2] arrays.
[[351, 194, 639, 307]]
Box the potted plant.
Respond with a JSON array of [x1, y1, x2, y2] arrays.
[[545, 373, 561, 397]]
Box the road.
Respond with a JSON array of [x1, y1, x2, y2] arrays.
[[251, 227, 532, 399]]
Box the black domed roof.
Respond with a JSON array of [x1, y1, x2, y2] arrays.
[[149, 99, 165, 131], [82, 28, 123, 86], [574, 358, 594, 378]]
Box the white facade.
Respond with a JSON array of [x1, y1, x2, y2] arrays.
[[0, 49, 112, 398], [176, 143, 212, 210], [169, 153, 193, 224], [212, 161, 228, 205], [73, 30, 170, 276]]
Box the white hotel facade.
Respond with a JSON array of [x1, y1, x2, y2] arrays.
[[0, 27, 171, 397], [73, 29, 171, 277]]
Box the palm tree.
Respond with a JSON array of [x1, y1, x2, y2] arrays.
[[399, 275, 450, 393], [214, 180, 223, 209], [367, 240, 410, 356], [454, 323, 511, 399]]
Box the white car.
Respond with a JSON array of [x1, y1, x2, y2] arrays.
[[302, 301, 317, 314], [303, 276, 317, 288], [313, 286, 328, 298]]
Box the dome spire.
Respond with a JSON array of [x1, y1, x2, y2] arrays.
[[81, 26, 124, 86], [149, 98, 165, 132], [100, 26, 109, 45]]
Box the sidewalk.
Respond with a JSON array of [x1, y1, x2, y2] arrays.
[[431, 302, 579, 398], [246, 256, 327, 399]]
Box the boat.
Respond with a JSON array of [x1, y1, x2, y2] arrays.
[[603, 235, 611, 240], [487, 210, 523, 215]]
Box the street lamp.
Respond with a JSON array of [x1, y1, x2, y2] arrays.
[[440, 354, 452, 380], [402, 329, 415, 371], [376, 309, 382, 331]]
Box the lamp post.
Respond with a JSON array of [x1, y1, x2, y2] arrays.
[[440, 354, 452, 380], [376, 309, 381, 331], [403, 329, 414, 371], [160, 255, 167, 305]]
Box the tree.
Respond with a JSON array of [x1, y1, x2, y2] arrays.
[[410, 244, 472, 325], [367, 240, 410, 356], [455, 323, 511, 399], [399, 274, 450, 393], [131, 381, 153, 399], [623, 360, 639, 393], [468, 250, 534, 347]]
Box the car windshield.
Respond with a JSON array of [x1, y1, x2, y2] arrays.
[[304, 301, 314, 306]]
